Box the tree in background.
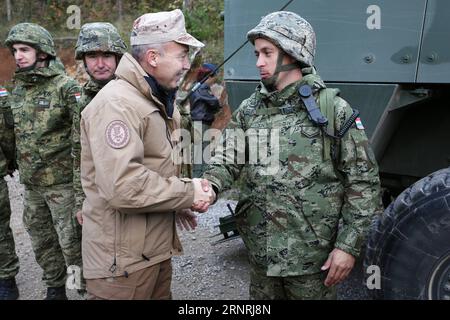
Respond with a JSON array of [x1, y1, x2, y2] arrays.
[[1, 0, 223, 63]]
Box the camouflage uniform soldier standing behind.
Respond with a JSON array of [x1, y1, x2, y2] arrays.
[[0, 86, 19, 300], [5, 23, 82, 300], [202, 12, 382, 299], [72, 22, 127, 225]]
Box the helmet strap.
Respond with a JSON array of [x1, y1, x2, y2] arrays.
[[261, 50, 301, 91]]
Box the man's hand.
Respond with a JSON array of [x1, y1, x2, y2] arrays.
[[176, 209, 198, 231], [321, 248, 355, 287], [76, 210, 83, 225], [191, 178, 216, 213]]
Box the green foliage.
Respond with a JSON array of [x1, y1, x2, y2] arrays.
[[184, 0, 223, 40], [183, 0, 224, 63], [1, 0, 224, 64]]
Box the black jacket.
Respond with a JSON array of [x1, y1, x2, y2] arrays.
[[189, 83, 221, 125]]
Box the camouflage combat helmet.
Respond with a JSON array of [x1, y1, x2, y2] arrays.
[[75, 22, 127, 60], [4, 23, 56, 57], [247, 11, 316, 67]]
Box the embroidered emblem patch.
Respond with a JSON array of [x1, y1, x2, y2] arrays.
[[105, 120, 130, 149], [74, 92, 81, 101]]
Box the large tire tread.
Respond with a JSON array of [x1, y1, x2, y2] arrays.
[[365, 167, 450, 299]]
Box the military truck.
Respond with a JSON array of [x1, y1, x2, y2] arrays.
[[220, 0, 450, 300]]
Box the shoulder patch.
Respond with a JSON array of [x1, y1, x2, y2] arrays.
[[0, 88, 8, 97], [355, 117, 365, 130], [74, 92, 81, 102], [105, 120, 130, 149]]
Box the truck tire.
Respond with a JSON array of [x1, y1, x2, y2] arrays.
[[365, 167, 450, 299]]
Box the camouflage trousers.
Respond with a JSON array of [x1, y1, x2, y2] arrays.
[[0, 177, 19, 279], [23, 183, 82, 288], [249, 263, 336, 300]]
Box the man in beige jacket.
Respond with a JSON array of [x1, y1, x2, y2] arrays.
[[80, 9, 214, 300]]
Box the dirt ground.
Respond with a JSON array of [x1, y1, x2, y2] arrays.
[[6, 172, 371, 300], [6, 173, 250, 300]]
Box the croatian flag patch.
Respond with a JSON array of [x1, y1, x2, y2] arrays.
[[0, 88, 8, 97], [74, 92, 81, 101], [355, 117, 365, 130]]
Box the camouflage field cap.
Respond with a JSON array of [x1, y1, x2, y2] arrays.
[[247, 11, 316, 67], [5, 23, 56, 57], [130, 9, 204, 48], [75, 22, 127, 60]]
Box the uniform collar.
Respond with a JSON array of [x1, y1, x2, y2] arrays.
[[114, 53, 170, 116], [84, 78, 108, 96], [13, 58, 66, 85]]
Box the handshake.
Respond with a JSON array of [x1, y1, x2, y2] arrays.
[[191, 178, 216, 213]]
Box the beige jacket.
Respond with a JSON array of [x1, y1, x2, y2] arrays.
[[80, 53, 195, 279]]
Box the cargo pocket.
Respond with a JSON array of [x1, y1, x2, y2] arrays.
[[311, 221, 337, 242], [10, 105, 23, 127], [234, 198, 265, 229], [38, 141, 71, 164], [300, 208, 337, 250], [124, 214, 146, 258], [234, 198, 252, 217]]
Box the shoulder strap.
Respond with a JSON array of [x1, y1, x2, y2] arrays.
[[318, 88, 340, 161]]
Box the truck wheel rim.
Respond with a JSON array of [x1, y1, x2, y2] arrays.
[[428, 251, 450, 300]]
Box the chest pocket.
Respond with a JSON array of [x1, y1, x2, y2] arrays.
[[278, 116, 324, 185], [33, 97, 68, 130], [10, 93, 24, 126], [300, 125, 320, 138]]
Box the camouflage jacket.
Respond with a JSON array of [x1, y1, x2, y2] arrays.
[[0, 86, 16, 177], [72, 79, 105, 211], [203, 74, 381, 277], [10, 60, 81, 186]]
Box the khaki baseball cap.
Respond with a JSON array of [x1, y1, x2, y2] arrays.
[[130, 9, 204, 48]]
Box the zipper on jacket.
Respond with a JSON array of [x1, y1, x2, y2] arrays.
[[109, 256, 117, 273], [165, 122, 173, 149], [109, 213, 119, 274]]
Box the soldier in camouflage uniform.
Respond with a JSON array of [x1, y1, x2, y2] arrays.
[[5, 23, 82, 300], [72, 22, 126, 225], [202, 12, 382, 299], [0, 86, 19, 300]]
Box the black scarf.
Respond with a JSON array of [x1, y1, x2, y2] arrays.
[[144, 74, 176, 118]]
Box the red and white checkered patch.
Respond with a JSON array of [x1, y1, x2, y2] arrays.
[[0, 88, 8, 97], [355, 117, 365, 130]]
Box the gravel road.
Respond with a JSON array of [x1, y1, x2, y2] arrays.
[[6, 173, 372, 300]]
